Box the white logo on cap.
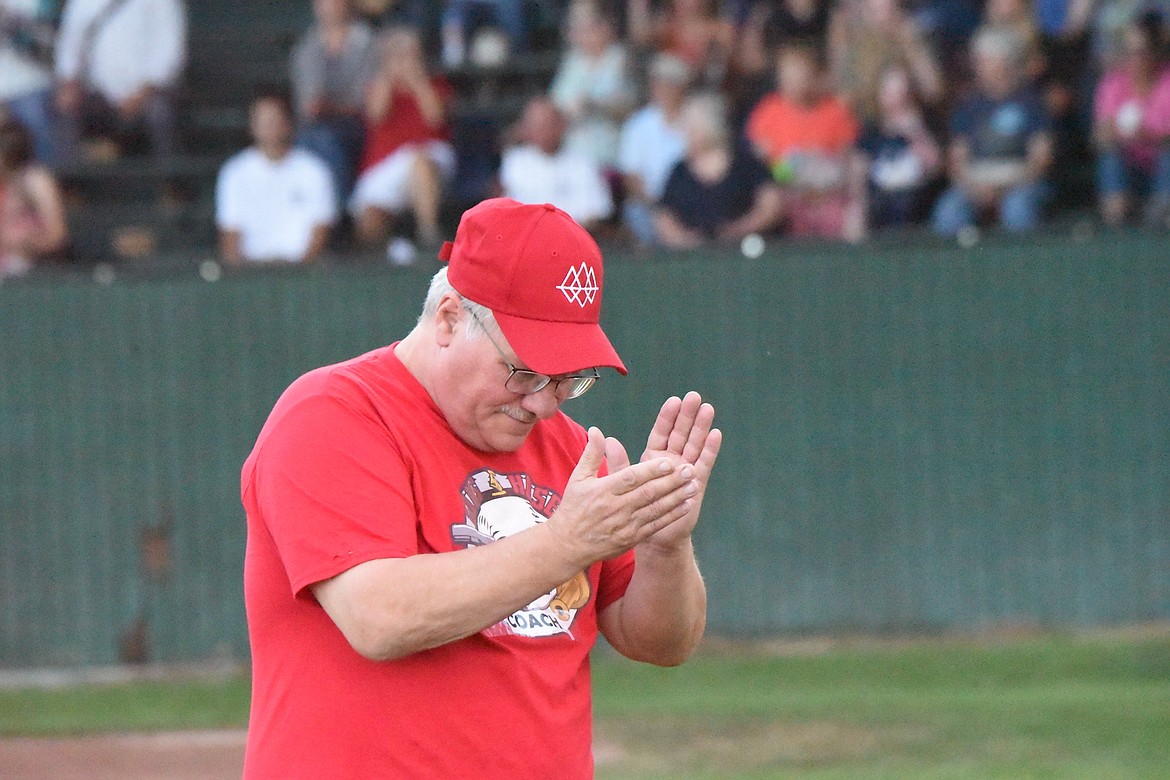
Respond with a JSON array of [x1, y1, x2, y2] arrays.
[[556, 263, 598, 308]]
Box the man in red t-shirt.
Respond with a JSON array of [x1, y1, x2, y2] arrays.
[[350, 26, 454, 251], [242, 198, 722, 778]]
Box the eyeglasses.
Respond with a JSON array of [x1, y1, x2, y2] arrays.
[[465, 307, 600, 401]]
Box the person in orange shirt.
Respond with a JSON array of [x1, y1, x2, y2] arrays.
[[746, 42, 866, 242]]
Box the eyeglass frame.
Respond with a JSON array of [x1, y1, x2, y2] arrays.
[[464, 305, 600, 401]]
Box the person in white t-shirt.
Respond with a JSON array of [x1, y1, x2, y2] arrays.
[[216, 91, 337, 265], [617, 52, 691, 245], [499, 97, 612, 229], [53, 0, 186, 159]]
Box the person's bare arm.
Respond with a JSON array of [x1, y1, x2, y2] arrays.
[[843, 149, 870, 243], [599, 393, 722, 666], [22, 168, 68, 255], [719, 183, 783, 241], [408, 74, 444, 128], [301, 224, 332, 263], [312, 428, 700, 661], [1025, 131, 1054, 182], [219, 229, 244, 265], [623, 173, 648, 203], [654, 208, 704, 248], [627, 0, 654, 47], [900, 22, 944, 105], [365, 73, 393, 122], [950, 137, 989, 203], [55, 79, 83, 115]]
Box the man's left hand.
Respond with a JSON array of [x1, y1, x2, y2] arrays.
[[606, 392, 722, 552]]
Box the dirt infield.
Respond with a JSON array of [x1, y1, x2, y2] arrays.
[[0, 730, 246, 780], [0, 733, 629, 778]]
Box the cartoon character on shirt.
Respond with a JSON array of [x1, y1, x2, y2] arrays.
[[451, 468, 591, 638]]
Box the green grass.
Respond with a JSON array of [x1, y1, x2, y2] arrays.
[[591, 632, 1170, 779], [0, 678, 250, 736], [2, 632, 1168, 778]]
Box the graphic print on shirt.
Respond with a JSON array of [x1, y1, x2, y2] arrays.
[[450, 468, 590, 639]]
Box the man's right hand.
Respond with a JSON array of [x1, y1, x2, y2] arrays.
[[548, 427, 697, 567]]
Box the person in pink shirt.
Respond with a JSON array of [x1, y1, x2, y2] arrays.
[[1094, 10, 1170, 227]]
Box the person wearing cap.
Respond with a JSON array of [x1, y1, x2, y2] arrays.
[[241, 197, 722, 778]]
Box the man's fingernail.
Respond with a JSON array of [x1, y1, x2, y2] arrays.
[[680, 465, 695, 479], [658, 459, 672, 473]]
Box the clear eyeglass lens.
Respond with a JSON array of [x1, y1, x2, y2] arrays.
[[506, 370, 550, 395], [558, 376, 596, 400], [505, 370, 597, 400]]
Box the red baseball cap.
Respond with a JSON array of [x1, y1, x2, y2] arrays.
[[438, 198, 627, 376]]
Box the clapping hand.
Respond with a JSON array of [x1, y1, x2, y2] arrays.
[[606, 392, 722, 552]]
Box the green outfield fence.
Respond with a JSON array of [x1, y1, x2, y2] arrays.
[[1, 231, 1168, 668]]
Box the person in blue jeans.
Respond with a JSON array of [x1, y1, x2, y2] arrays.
[[440, 0, 527, 67], [932, 27, 1054, 236], [0, 0, 60, 164], [290, 0, 379, 208]]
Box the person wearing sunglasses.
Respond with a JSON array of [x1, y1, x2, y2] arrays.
[[241, 197, 722, 778]]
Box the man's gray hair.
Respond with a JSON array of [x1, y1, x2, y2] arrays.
[[420, 266, 498, 340]]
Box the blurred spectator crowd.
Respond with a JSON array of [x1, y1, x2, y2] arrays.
[[2, 0, 1170, 276]]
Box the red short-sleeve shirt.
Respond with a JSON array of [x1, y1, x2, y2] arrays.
[[241, 345, 635, 779]]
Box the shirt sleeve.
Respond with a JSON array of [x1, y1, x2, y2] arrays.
[[290, 35, 325, 117], [54, 0, 87, 80], [1143, 71, 1170, 137], [616, 114, 641, 176], [548, 54, 581, 111], [657, 162, 687, 213], [570, 157, 614, 223], [307, 157, 339, 224], [143, 0, 186, 87], [215, 159, 242, 229], [249, 388, 419, 597]]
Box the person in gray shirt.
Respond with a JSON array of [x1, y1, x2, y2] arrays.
[[291, 0, 378, 205]]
